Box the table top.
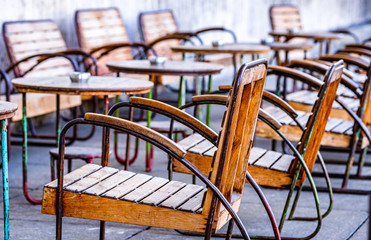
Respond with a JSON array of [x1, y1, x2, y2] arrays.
[[171, 43, 270, 55], [269, 31, 341, 41], [0, 101, 18, 120], [268, 42, 314, 51], [106, 60, 223, 76], [12, 76, 153, 95]]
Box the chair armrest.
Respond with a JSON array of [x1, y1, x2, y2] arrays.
[[289, 59, 363, 97], [268, 65, 323, 89], [0, 69, 13, 99], [320, 53, 369, 71], [194, 27, 237, 43], [89, 42, 149, 56], [6, 53, 78, 77], [85, 113, 186, 158], [330, 29, 359, 43], [148, 34, 191, 47], [258, 108, 282, 129], [263, 91, 298, 118]]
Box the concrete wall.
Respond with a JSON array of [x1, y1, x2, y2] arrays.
[[0, 0, 370, 70]]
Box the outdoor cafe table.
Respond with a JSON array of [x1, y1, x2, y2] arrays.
[[171, 43, 270, 73], [0, 101, 17, 240], [106, 60, 223, 108], [268, 31, 341, 55], [11, 76, 153, 204]]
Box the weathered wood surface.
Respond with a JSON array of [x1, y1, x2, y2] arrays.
[[0, 101, 18, 120], [269, 31, 341, 41], [106, 60, 223, 76], [11, 76, 153, 95]]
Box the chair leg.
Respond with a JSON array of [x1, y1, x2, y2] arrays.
[[99, 221, 105, 240], [356, 147, 368, 177], [225, 220, 234, 240], [50, 156, 56, 181], [68, 159, 72, 173], [342, 140, 358, 188]]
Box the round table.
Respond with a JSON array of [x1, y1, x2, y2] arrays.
[[12, 76, 153, 204], [171, 43, 270, 72], [106, 60, 223, 107], [0, 101, 17, 240], [269, 31, 340, 55]]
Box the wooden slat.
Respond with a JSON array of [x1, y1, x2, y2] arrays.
[[270, 154, 295, 172], [188, 139, 214, 155], [66, 167, 118, 193], [176, 133, 204, 150], [159, 184, 203, 209], [325, 118, 343, 131], [178, 190, 206, 212], [140, 181, 186, 206], [330, 121, 354, 134], [122, 177, 169, 202], [46, 164, 101, 188], [83, 170, 135, 196], [253, 150, 282, 168], [248, 147, 267, 164], [204, 147, 217, 157], [102, 174, 152, 199]]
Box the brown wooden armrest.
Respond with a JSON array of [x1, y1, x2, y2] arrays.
[[263, 91, 298, 118], [346, 43, 371, 51], [191, 94, 228, 103], [218, 85, 233, 91], [85, 113, 186, 158], [337, 47, 371, 58], [268, 65, 323, 89], [129, 97, 218, 141], [258, 108, 282, 129], [320, 53, 369, 70], [289, 59, 363, 97]]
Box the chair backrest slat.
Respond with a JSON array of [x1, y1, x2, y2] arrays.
[[138, 9, 182, 60], [3, 20, 73, 77], [201, 59, 267, 217], [270, 4, 302, 31], [75, 8, 133, 75]]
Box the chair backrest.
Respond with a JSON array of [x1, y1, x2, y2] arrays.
[[320, 54, 371, 125], [269, 4, 302, 32], [138, 9, 182, 60], [75, 7, 133, 75], [202, 59, 267, 218], [294, 61, 343, 182], [2, 20, 74, 77]]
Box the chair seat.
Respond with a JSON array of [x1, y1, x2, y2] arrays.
[[49, 146, 102, 159], [137, 120, 188, 133], [42, 164, 217, 232], [174, 134, 297, 187], [256, 106, 370, 149], [286, 90, 360, 122], [1, 93, 81, 122]]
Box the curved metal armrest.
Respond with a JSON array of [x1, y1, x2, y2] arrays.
[[55, 49, 98, 75], [335, 97, 371, 143], [0, 69, 13, 99], [330, 29, 359, 43], [6, 53, 78, 77], [263, 91, 298, 118], [194, 26, 237, 43], [268, 65, 323, 89]]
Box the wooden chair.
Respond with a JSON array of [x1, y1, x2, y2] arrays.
[[41, 59, 273, 240], [2, 19, 99, 204], [283, 55, 371, 193], [74, 7, 150, 76], [173, 62, 344, 238]]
